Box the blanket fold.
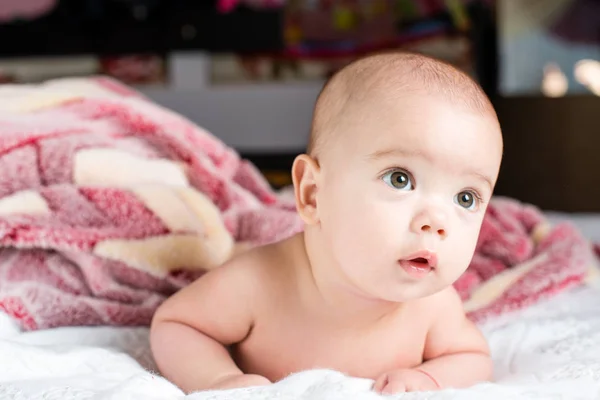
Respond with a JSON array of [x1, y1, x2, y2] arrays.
[[0, 77, 595, 331]]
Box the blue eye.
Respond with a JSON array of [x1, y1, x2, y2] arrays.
[[454, 191, 478, 210], [382, 170, 413, 190]]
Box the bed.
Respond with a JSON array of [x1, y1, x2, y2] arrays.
[[0, 76, 598, 400], [2, 238, 600, 399]]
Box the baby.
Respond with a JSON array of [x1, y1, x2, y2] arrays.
[[150, 51, 503, 395]]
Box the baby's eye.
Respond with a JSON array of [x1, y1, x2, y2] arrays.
[[382, 170, 413, 190], [454, 191, 478, 210]]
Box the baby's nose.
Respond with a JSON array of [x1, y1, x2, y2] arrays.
[[411, 209, 448, 239], [420, 223, 447, 239]]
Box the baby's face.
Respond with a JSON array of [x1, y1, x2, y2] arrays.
[[315, 95, 502, 302]]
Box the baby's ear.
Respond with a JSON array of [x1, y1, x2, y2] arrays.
[[291, 154, 321, 225]]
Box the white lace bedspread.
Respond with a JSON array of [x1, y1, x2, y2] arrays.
[[2, 284, 600, 400]]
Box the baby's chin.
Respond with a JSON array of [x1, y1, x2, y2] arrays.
[[369, 280, 449, 303], [343, 265, 466, 303]]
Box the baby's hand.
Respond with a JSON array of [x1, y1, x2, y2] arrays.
[[373, 368, 440, 394], [208, 373, 272, 391]]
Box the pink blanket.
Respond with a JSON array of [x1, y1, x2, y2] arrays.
[[0, 77, 594, 331], [0, 0, 55, 22]]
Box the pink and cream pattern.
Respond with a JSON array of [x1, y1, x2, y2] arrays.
[[0, 76, 595, 331]]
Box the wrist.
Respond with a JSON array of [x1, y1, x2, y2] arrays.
[[210, 371, 244, 385], [414, 368, 441, 389]]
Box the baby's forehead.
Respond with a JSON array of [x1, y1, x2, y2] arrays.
[[334, 100, 500, 162], [309, 53, 497, 158]]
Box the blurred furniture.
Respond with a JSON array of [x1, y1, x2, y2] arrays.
[[494, 95, 600, 212], [489, 1, 600, 211], [0, 0, 282, 57], [0, 1, 521, 193]]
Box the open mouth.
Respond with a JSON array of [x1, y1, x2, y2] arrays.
[[398, 250, 437, 278], [407, 257, 434, 270], [398, 251, 437, 278]]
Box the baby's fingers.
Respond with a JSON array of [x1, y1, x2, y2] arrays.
[[373, 373, 406, 395], [381, 380, 407, 395], [373, 373, 389, 393]]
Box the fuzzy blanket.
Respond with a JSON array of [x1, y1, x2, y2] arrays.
[[0, 76, 595, 331], [4, 280, 600, 399]]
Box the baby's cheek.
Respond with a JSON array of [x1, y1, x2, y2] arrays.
[[336, 213, 371, 249], [330, 213, 376, 261], [445, 232, 479, 275], [343, 211, 396, 260], [324, 187, 400, 260]]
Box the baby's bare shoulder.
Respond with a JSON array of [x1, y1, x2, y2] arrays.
[[202, 238, 294, 297], [410, 286, 462, 322], [201, 242, 281, 295], [426, 286, 463, 312], [151, 242, 286, 345], [422, 286, 489, 359]]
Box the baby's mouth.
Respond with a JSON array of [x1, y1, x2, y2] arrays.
[[398, 251, 437, 278], [410, 257, 429, 266], [398, 259, 433, 278], [406, 257, 435, 271]]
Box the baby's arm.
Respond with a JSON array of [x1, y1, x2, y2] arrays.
[[150, 258, 268, 393], [374, 287, 492, 394], [419, 287, 492, 388]]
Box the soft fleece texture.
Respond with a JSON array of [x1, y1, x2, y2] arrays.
[[0, 76, 594, 331]]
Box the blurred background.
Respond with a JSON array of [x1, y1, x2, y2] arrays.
[[0, 0, 598, 211]]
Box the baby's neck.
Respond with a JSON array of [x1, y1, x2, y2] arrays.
[[297, 230, 401, 327]]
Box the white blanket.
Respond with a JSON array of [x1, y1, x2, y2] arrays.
[[2, 284, 600, 399]]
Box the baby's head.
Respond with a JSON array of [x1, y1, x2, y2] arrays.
[[292, 51, 503, 302]]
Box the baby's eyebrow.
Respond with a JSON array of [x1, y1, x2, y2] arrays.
[[468, 171, 493, 190], [367, 148, 425, 161]]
